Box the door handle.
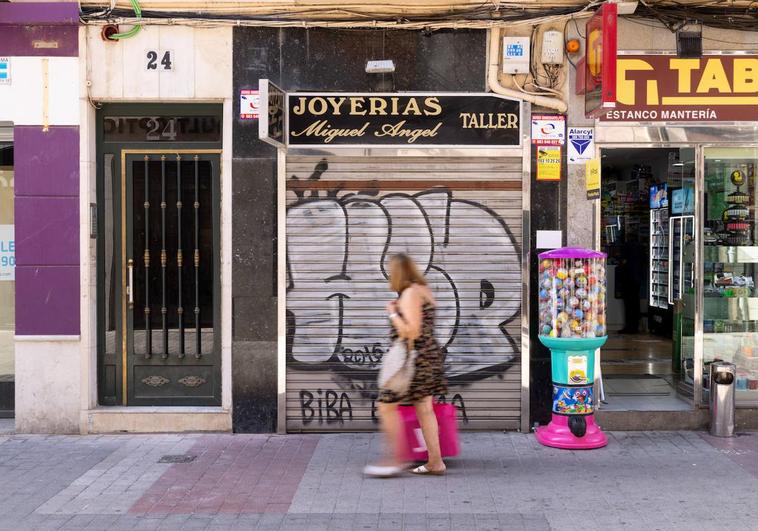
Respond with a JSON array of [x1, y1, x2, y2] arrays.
[[127, 259, 134, 308]]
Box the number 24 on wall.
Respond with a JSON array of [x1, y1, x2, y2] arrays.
[[146, 50, 173, 71]]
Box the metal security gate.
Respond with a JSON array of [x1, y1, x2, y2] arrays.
[[101, 151, 222, 406], [285, 155, 523, 431]]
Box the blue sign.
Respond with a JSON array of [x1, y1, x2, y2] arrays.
[[505, 43, 525, 58], [0, 58, 9, 85], [567, 127, 594, 164]]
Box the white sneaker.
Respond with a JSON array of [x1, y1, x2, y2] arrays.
[[363, 464, 403, 478]]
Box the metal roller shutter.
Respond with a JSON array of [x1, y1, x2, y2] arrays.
[[285, 155, 523, 431]]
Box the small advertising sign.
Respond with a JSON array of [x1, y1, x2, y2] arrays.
[[0, 225, 15, 281], [240, 89, 260, 120], [586, 159, 601, 200], [567, 127, 594, 164], [537, 146, 562, 181], [585, 3, 618, 117], [0, 58, 10, 85], [259, 79, 286, 148], [531, 115, 566, 145], [601, 55, 758, 122]]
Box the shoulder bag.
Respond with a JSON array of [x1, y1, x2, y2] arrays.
[[378, 337, 417, 396]]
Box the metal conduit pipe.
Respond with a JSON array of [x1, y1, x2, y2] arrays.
[[487, 27, 568, 113]]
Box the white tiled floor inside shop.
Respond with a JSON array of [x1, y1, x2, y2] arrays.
[[599, 332, 692, 411]]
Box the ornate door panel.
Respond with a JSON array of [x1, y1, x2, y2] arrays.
[[122, 152, 221, 405]]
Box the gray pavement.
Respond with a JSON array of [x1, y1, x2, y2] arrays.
[[0, 425, 757, 530]]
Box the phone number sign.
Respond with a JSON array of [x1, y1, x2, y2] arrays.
[[0, 225, 14, 281]]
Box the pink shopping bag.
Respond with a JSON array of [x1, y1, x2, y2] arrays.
[[398, 403, 460, 462]]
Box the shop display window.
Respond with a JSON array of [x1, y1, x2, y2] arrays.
[[0, 137, 13, 386], [703, 147, 758, 404]]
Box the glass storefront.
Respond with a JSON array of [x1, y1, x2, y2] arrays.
[[0, 129, 13, 394], [703, 147, 758, 405]]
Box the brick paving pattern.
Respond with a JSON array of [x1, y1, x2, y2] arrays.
[[0, 426, 757, 529]]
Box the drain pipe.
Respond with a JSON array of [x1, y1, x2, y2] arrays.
[[487, 28, 568, 113]]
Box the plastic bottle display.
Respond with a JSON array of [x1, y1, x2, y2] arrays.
[[538, 255, 607, 339]]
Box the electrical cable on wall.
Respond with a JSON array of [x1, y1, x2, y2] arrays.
[[78, 2, 758, 32], [109, 0, 142, 39]]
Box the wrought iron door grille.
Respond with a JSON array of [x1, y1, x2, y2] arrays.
[[131, 155, 214, 360]]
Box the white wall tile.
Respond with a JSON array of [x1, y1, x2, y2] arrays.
[[86, 27, 124, 100], [159, 25, 195, 99], [121, 25, 161, 99], [0, 57, 78, 126], [83, 26, 231, 102]]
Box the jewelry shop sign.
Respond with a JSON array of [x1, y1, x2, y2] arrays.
[[260, 87, 522, 148], [602, 54, 758, 122]]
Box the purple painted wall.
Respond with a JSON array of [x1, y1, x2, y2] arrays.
[[0, 3, 79, 25], [14, 126, 80, 336], [0, 3, 78, 57], [0, 26, 78, 57]]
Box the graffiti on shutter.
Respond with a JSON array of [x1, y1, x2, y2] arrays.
[[286, 157, 523, 430]]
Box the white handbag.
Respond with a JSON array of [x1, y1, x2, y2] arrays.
[[378, 338, 417, 395]]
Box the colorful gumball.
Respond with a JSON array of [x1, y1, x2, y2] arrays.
[[537, 252, 606, 339]]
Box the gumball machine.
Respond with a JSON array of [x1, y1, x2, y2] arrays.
[[535, 247, 608, 449]]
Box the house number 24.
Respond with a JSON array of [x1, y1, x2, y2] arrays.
[[146, 50, 173, 71]]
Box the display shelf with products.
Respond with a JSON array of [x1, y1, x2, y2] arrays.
[[649, 208, 669, 309], [702, 147, 758, 404]]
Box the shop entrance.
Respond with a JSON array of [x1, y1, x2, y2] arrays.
[[599, 147, 696, 411]]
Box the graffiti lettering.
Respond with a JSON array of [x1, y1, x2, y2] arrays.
[[340, 344, 384, 367], [299, 389, 353, 425]]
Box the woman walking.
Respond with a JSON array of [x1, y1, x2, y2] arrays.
[[364, 253, 448, 478]]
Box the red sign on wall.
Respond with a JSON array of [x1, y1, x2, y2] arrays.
[[585, 3, 618, 117], [601, 55, 758, 122]]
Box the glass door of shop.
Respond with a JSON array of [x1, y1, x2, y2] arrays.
[[702, 147, 758, 407], [667, 150, 697, 398]]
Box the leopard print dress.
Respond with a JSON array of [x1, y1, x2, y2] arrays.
[[379, 301, 448, 404]]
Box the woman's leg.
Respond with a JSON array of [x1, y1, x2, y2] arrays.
[[414, 396, 445, 471], [377, 401, 404, 465]]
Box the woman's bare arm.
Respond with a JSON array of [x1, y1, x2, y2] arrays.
[[390, 287, 424, 340]]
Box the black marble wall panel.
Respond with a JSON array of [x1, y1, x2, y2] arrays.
[[232, 27, 487, 432], [529, 140, 569, 427]]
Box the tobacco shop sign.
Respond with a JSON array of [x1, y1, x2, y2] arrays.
[[602, 54, 758, 122], [259, 83, 522, 148]]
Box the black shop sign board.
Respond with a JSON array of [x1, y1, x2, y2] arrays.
[[259, 83, 522, 149]]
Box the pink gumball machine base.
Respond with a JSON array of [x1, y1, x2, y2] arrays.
[[535, 414, 608, 450]]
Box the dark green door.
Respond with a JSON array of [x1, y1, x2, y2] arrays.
[[122, 151, 221, 405]]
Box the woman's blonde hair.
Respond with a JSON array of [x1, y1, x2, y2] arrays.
[[388, 253, 427, 293]]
